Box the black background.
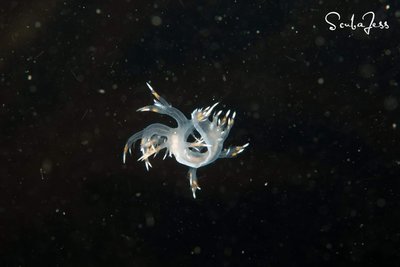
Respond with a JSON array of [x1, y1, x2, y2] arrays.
[[1, 0, 400, 266]]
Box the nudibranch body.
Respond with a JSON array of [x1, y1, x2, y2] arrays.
[[123, 83, 249, 198]]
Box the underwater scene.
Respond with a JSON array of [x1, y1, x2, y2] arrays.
[[1, 0, 399, 266]]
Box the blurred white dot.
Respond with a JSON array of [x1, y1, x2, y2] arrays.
[[377, 198, 386, 208], [34, 21, 41, 28], [318, 77, 324, 84], [392, 123, 397, 129], [315, 36, 325, 46], [151, 16, 162, 26], [27, 74, 32, 80], [384, 96, 398, 111], [193, 246, 201, 254], [215, 15, 223, 21], [98, 89, 105, 94], [96, 8, 102, 14], [145, 213, 155, 227]]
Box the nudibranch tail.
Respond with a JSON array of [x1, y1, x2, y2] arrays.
[[123, 83, 249, 199]]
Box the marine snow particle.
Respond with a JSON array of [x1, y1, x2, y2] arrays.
[[376, 198, 386, 208], [145, 213, 155, 227], [151, 15, 162, 26], [384, 96, 398, 111], [215, 15, 223, 21], [315, 36, 325, 46], [193, 246, 201, 254], [358, 64, 376, 79]]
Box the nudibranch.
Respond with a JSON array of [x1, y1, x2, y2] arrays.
[[123, 83, 249, 198]]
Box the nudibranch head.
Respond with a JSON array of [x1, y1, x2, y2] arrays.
[[123, 83, 249, 198]]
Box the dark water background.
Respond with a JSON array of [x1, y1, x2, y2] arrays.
[[1, 0, 400, 266]]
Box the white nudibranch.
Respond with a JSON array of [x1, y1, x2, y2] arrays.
[[123, 83, 249, 198]]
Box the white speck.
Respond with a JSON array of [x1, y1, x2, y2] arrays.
[[27, 74, 32, 80], [392, 123, 397, 129], [385, 5, 390, 10], [215, 15, 223, 22], [96, 8, 102, 14], [376, 198, 386, 208], [135, 192, 141, 197], [98, 89, 105, 94], [315, 36, 325, 46], [318, 77, 324, 84], [193, 246, 201, 254], [55, 208, 59, 213], [256, 30, 260, 34], [384, 96, 398, 111], [145, 213, 155, 227], [264, 182, 268, 186], [34, 21, 41, 28], [151, 16, 162, 26]]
